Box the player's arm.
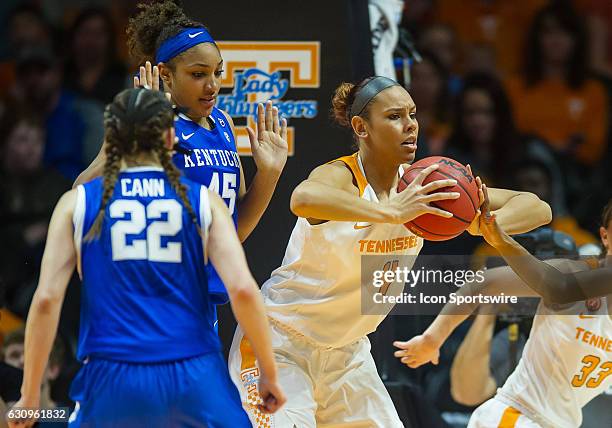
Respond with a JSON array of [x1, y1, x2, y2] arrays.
[[73, 142, 106, 188], [222, 103, 287, 242], [393, 256, 583, 368], [291, 163, 459, 224], [9, 190, 77, 426], [480, 185, 612, 303], [450, 312, 498, 406], [205, 191, 285, 413], [479, 187, 552, 235]]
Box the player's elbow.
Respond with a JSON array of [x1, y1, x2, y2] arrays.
[[290, 183, 315, 217], [450, 381, 492, 407], [32, 290, 63, 314], [524, 192, 552, 226], [228, 277, 260, 304]]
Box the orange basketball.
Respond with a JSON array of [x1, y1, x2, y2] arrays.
[[397, 156, 480, 241]]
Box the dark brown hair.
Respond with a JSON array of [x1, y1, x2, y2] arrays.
[[127, 0, 208, 69], [84, 88, 198, 241], [330, 77, 377, 128]]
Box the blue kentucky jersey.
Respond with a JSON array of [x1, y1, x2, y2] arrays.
[[74, 168, 221, 363], [173, 107, 240, 304]]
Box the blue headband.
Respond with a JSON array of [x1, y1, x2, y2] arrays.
[[155, 28, 216, 64]]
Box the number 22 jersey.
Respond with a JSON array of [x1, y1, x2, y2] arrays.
[[73, 168, 220, 362], [173, 107, 241, 303]]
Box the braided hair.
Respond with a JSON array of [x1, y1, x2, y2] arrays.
[[84, 88, 199, 241]]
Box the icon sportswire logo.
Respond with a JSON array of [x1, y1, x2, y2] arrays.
[[188, 31, 204, 39], [217, 41, 320, 156]]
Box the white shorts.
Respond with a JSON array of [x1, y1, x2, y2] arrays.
[[228, 319, 404, 428], [468, 397, 543, 428]]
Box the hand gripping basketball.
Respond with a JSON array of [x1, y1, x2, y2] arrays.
[[386, 163, 460, 225]]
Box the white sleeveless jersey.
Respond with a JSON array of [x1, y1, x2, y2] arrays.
[[262, 153, 423, 348], [498, 296, 612, 428]]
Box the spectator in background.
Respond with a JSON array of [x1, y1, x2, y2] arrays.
[[444, 73, 526, 187], [2, 328, 65, 410], [7, 45, 103, 178], [64, 7, 127, 105], [505, 1, 609, 167], [579, 0, 612, 77], [417, 24, 463, 94], [409, 51, 451, 157], [434, 0, 548, 76], [0, 114, 70, 316], [0, 4, 54, 100], [511, 158, 598, 249]]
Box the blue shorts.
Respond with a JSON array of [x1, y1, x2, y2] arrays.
[[68, 352, 251, 428]]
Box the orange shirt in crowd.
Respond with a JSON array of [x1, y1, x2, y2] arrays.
[[505, 76, 608, 165], [435, 0, 548, 75]]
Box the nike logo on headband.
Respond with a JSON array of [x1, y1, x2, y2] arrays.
[[188, 31, 204, 39]]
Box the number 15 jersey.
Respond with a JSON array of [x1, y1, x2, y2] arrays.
[[173, 108, 241, 303]]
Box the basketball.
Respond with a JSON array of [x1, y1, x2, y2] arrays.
[[397, 156, 480, 241]]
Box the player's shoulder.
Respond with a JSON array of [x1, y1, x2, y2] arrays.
[[306, 156, 360, 193], [214, 107, 235, 129]]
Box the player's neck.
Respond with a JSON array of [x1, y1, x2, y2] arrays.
[[358, 149, 399, 197], [121, 153, 162, 169]]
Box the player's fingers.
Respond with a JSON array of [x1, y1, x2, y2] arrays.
[[432, 355, 439, 365], [424, 206, 454, 218], [393, 340, 409, 349], [139, 65, 146, 88], [280, 117, 288, 142], [394, 349, 412, 357], [152, 65, 160, 91], [133, 75, 140, 88], [145, 61, 153, 88], [265, 100, 273, 131], [246, 126, 257, 150], [482, 184, 492, 219], [272, 106, 280, 134], [257, 103, 265, 141], [412, 164, 439, 186], [420, 178, 456, 194], [420, 192, 460, 203], [467, 163, 472, 176]]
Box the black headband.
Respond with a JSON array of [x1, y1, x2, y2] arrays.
[[349, 76, 400, 119]]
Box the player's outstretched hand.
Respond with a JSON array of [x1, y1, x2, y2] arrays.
[[393, 335, 440, 368], [478, 184, 509, 248], [257, 374, 287, 414], [133, 61, 172, 101], [466, 165, 486, 236], [247, 101, 288, 176], [387, 164, 460, 224]]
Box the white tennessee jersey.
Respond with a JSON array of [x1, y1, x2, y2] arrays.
[[262, 153, 423, 348], [498, 296, 611, 428]]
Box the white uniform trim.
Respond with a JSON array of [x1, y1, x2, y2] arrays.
[[72, 185, 86, 278], [199, 185, 213, 263]]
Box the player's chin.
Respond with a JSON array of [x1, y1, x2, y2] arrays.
[[197, 100, 215, 117], [398, 146, 417, 163]]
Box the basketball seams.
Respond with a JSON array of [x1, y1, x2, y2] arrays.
[[403, 166, 479, 214]]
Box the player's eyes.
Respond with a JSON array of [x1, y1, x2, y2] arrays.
[[214, 69, 224, 77], [410, 112, 417, 119], [192, 72, 204, 78], [389, 114, 400, 120]]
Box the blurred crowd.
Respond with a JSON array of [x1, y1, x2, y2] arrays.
[[0, 0, 610, 426]]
